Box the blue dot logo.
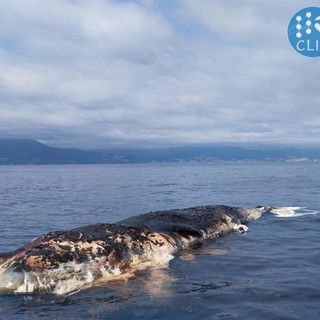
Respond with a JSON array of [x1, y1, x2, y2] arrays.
[[288, 7, 320, 57]]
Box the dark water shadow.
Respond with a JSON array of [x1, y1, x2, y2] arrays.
[[178, 281, 234, 294]]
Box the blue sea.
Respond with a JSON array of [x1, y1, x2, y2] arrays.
[[0, 162, 319, 320]]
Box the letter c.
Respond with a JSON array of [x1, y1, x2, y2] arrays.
[[296, 40, 305, 51]]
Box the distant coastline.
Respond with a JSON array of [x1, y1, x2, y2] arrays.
[[1, 139, 320, 165]]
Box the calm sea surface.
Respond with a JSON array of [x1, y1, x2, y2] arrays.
[[0, 162, 319, 320]]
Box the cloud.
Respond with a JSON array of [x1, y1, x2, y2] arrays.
[[0, 0, 319, 147]]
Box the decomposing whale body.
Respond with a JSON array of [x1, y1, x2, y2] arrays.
[[0, 205, 290, 295]]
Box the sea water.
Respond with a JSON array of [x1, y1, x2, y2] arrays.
[[0, 162, 319, 319]]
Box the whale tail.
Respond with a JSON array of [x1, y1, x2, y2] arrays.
[[245, 206, 318, 220], [266, 206, 318, 218], [243, 206, 293, 221]]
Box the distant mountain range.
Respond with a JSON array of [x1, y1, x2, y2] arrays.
[[0, 139, 125, 165], [0, 139, 320, 165]]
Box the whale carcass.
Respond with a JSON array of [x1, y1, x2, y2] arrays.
[[0, 205, 280, 294]]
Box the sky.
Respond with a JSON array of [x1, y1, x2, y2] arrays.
[[0, 0, 320, 148]]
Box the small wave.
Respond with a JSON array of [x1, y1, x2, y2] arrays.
[[272, 207, 319, 218]]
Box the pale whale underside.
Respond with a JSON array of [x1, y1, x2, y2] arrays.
[[0, 205, 279, 295]]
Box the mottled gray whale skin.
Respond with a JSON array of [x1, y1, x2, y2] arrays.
[[0, 205, 274, 294]]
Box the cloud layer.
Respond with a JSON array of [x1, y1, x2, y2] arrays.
[[0, 0, 319, 147]]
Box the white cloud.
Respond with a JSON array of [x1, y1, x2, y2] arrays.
[[179, 1, 259, 39], [0, 0, 319, 147]]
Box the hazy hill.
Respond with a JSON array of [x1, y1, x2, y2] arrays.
[[0, 139, 320, 165], [0, 139, 123, 164]]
